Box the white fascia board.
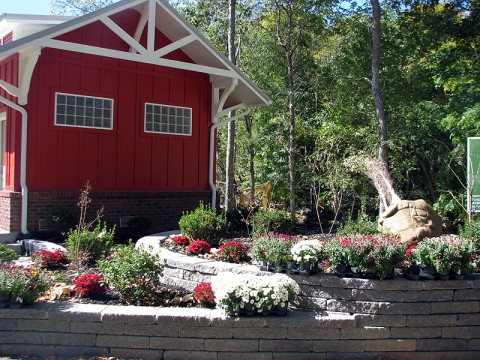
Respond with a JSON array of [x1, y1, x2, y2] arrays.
[[37, 38, 239, 79], [0, 0, 146, 61]]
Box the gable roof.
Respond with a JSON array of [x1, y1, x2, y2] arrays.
[[0, 0, 270, 115]]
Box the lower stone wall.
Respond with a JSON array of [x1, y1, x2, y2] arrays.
[[25, 190, 211, 234], [1, 300, 479, 359]]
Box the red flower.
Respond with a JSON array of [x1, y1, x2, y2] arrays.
[[405, 245, 416, 258], [172, 235, 190, 246], [74, 274, 108, 298], [187, 240, 211, 255], [193, 282, 215, 305]]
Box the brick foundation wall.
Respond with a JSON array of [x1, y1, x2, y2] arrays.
[[26, 190, 212, 234], [0, 191, 21, 232]]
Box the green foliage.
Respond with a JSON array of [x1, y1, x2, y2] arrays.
[[0, 265, 51, 303], [251, 209, 294, 236], [336, 213, 379, 236], [98, 243, 164, 305], [179, 202, 226, 247], [66, 222, 114, 265], [408, 236, 477, 275], [250, 233, 297, 265], [0, 244, 19, 263], [459, 220, 480, 249]]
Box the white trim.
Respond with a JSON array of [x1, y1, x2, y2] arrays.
[[54, 92, 114, 131], [148, 0, 156, 52], [37, 38, 238, 79], [131, 3, 149, 53], [101, 16, 148, 55], [144, 102, 192, 136], [0, 112, 6, 190], [0, 95, 29, 234], [212, 78, 238, 122], [154, 34, 196, 58]]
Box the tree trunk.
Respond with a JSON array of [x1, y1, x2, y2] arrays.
[[224, 0, 237, 212], [415, 151, 438, 201], [245, 114, 256, 205], [287, 52, 296, 221], [370, 0, 391, 215]]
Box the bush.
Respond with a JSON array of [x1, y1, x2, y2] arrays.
[[459, 220, 480, 248], [216, 241, 250, 263], [251, 209, 294, 236], [172, 235, 190, 246], [98, 243, 164, 305], [179, 202, 226, 247], [336, 213, 378, 236], [193, 282, 215, 307], [74, 273, 109, 298], [0, 265, 50, 303], [66, 222, 115, 265], [0, 244, 19, 263], [250, 233, 297, 265], [187, 240, 211, 255], [32, 249, 69, 269]]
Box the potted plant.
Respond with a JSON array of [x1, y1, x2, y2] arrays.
[[250, 234, 296, 272], [291, 239, 324, 275], [211, 272, 299, 316], [323, 234, 404, 280], [406, 235, 477, 279]]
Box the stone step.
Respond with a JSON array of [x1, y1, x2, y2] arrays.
[[6, 243, 22, 255]]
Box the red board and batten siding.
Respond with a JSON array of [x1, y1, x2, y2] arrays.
[[0, 53, 21, 192], [25, 9, 212, 193]]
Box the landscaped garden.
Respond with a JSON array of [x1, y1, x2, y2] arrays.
[[1, 188, 480, 316]]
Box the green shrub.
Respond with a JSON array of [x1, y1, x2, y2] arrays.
[[336, 213, 378, 236], [98, 243, 164, 305], [66, 222, 115, 265], [459, 220, 480, 248], [179, 202, 226, 247], [251, 209, 294, 236], [0, 244, 19, 263]]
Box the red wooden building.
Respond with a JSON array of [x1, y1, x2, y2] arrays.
[[0, 0, 270, 237]]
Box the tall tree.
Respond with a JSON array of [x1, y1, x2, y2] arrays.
[[370, 0, 394, 214], [224, 0, 237, 213]]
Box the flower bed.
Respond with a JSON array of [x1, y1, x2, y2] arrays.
[[211, 272, 299, 316]]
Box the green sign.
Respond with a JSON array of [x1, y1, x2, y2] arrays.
[[468, 137, 480, 213]]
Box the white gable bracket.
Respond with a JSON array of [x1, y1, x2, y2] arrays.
[[154, 34, 196, 58], [148, 0, 156, 51], [36, 38, 239, 78], [0, 81, 20, 98], [130, 2, 148, 53], [101, 16, 148, 55], [212, 78, 238, 122], [0, 47, 41, 105]]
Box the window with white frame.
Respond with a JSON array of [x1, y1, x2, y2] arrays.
[[144, 103, 192, 136], [55, 93, 113, 130]]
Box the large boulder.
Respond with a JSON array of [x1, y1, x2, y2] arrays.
[[378, 199, 443, 246]]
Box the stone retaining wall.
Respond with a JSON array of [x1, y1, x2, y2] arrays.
[[1, 299, 479, 359], [3, 246, 479, 359]]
